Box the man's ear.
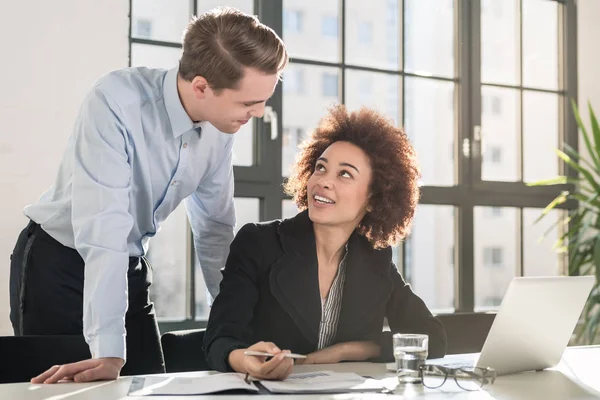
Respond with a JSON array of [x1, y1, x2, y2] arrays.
[[191, 76, 210, 99]]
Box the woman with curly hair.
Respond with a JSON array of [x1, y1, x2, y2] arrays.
[[203, 105, 447, 380]]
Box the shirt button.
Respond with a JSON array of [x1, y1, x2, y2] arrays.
[[171, 180, 178, 186], [183, 143, 188, 148]]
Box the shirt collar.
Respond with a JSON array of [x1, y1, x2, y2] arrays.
[[163, 67, 196, 138]]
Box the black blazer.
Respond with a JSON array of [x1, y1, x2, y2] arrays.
[[203, 211, 447, 372]]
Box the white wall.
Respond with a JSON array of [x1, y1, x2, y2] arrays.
[[0, 0, 129, 334]]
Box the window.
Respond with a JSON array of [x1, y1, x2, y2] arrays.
[[484, 207, 503, 217], [321, 73, 338, 97], [135, 19, 153, 38], [283, 67, 305, 95], [284, 9, 303, 34], [491, 96, 502, 115], [282, 126, 306, 176], [483, 247, 504, 267], [358, 21, 373, 44], [321, 16, 337, 38], [483, 146, 502, 164], [357, 76, 373, 104], [131, 0, 576, 329], [482, 296, 503, 307]]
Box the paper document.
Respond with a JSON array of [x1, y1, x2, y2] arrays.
[[128, 373, 258, 396], [260, 371, 386, 393]]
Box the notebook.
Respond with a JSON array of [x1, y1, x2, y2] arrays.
[[128, 371, 389, 396]]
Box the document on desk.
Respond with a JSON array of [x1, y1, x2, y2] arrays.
[[128, 373, 259, 396], [260, 371, 386, 394], [128, 371, 387, 395]]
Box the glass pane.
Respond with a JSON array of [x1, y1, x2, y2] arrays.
[[232, 122, 253, 166], [481, 86, 520, 181], [283, 0, 339, 63], [481, 0, 519, 85], [130, 43, 182, 68], [523, 91, 559, 183], [345, 70, 400, 126], [523, 208, 562, 276], [345, 0, 400, 70], [282, 199, 300, 219], [404, 205, 455, 312], [404, 0, 454, 78], [523, 0, 559, 90], [132, 0, 190, 43], [147, 205, 187, 320], [475, 206, 518, 311], [404, 77, 455, 186], [282, 64, 340, 177], [195, 197, 260, 319], [197, 0, 253, 14]]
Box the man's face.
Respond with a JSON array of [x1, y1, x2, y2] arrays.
[[199, 68, 279, 134]]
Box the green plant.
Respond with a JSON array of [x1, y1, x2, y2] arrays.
[[528, 100, 600, 345]]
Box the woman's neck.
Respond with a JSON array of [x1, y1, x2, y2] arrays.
[[313, 223, 353, 268]]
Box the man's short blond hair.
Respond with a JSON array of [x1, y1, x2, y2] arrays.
[[179, 7, 289, 91]]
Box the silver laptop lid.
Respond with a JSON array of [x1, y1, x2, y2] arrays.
[[477, 276, 595, 375]]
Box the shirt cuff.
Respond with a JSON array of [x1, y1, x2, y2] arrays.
[[88, 334, 127, 361]]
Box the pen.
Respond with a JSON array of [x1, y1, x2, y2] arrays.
[[244, 350, 307, 359]]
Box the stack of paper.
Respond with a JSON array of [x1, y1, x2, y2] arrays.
[[128, 371, 387, 396], [260, 371, 386, 394], [128, 374, 258, 396]]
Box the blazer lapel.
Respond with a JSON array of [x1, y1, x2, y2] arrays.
[[269, 211, 321, 348], [335, 233, 394, 341]]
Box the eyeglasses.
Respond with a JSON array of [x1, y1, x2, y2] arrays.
[[418, 365, 497, 391]]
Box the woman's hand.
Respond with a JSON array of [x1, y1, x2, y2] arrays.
[[228, 341, 294, 381], [296, 341, 381, 365]]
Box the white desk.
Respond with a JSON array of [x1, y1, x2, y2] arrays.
[[2, 346, 599, 399]]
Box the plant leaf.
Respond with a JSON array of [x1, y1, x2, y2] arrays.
[[571, 99, 600, 169], [556, 149, 600, 194], [589, 101, 600, 165], [563, 143, 600, 178], [595, 238, 600, 283], [526, 175, 580, 187], [534, 191, 569, 224]]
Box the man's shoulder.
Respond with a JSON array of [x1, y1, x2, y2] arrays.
[[90, 67, 168, 106]]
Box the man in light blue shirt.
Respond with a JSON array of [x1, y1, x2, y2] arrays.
[[8, 7, 288, 383]]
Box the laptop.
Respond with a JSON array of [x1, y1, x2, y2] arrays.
[[388, 276, 595, 375]]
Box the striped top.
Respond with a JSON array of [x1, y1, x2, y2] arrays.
[[317, 246, 349, 350]]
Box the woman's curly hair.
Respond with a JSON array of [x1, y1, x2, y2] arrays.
[[284, 105, 421, 249]]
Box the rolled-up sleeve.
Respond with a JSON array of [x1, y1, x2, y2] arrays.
[[71, 89, 133, 361], [185, 136, 236, 301]]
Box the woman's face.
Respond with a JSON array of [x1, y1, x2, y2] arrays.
[[307, 141, 372, 229]]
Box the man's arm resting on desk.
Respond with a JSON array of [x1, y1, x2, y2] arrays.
[[33, 89, 133, 383], [31, 358, 124, 384]]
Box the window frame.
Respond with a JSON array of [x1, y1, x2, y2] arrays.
[[128, 0, 578, 332]]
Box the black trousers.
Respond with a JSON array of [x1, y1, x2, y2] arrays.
[[9, 220, 165, 376]]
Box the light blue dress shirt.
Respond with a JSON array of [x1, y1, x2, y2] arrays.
[[24, 67, 236, 361]]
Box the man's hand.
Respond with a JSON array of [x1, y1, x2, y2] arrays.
[[31, 357, 125, 384]]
